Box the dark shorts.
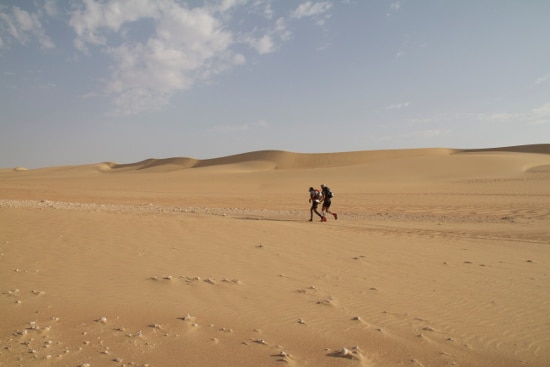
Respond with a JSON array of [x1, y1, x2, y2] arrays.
[[322, 200, 331, 208], [311, 201, 319, 209]]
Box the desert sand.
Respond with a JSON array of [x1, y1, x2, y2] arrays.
[[1, 145, 549, 367]]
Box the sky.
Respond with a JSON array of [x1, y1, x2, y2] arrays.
[[1, 0, 549, 169]]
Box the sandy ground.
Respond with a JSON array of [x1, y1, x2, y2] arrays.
[[1, 145, 549, 367]]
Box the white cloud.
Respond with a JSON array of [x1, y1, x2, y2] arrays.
[[529, 102, 550, 125], [386, 1, 401, 16], [386, 101, 410, 110], [108, 86, 171, 116], [535, 73, 550, 85], [275, 17, 292, 42], [291, 1, 332, 20], [232, 53, 246, 65], [43, 0, 59, 17], [258, 1, 275, 19], [483, 112, 515, 122], [316, 41, 332, 51], [216, 0, 249, 12], [479, 102, 550, 126], [67, 0, 320, 115], [0, 5, 54, 49], [246, 34, 275, 54], [0, 1, 335, 116], [69, 0, 266, 115], [243, 14, 291, 55], [69, 0, 160, 49]]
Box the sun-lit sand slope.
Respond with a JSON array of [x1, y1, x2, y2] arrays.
[[1, 145, 549, 367]]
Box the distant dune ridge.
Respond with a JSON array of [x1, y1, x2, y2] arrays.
[[96, 144, 550, 171], [463, 143, 550, 154], [3, 144, 549, 172], [1, 144, 549, 367], [111, 144, 550, 170]]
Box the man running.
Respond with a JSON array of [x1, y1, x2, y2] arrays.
[[308, 187, 324, 222], [320, 184, 337, 220]]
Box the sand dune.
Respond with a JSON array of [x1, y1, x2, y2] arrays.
[[106, 148, 460, 171], [464, 143, 550, 154], [1, 145, 549, 367], [3, 144, 548, 173], [104, 144, 549, 171], [110, 157, 199, 172]]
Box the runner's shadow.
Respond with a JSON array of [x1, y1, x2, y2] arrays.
[[235, 216, 305, 222]]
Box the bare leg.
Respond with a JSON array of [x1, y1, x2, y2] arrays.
[[311, 207, 323, 220], [323, 206, 337, 220]]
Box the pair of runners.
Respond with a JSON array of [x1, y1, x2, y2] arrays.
[[308, 184, 338, 222]]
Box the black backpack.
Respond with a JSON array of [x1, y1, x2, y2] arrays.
[[325, 187, 333, 199]]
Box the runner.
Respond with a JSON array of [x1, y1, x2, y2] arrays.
[[308, 186, 324, 221], [320, 184, 337, 220]]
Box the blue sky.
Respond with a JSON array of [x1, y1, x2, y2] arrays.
[[1, 0, 549, 168]]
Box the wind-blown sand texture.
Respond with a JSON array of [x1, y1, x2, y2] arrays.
[[1, 145, 549, 367]]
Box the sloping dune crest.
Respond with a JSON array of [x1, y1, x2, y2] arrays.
[[96, 144, 549, 173], [110, 157, 198, 171], [105, 147, 460, 172], [1, 145, 548, 174], [463, 143, 550, 154]]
